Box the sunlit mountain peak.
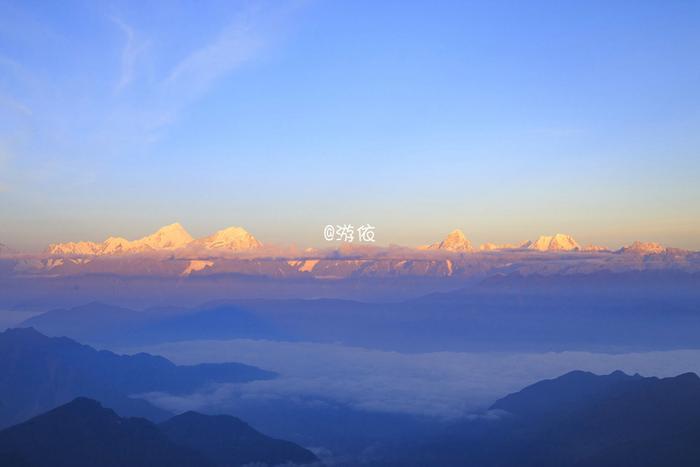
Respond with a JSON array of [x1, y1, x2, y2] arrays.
[[525, 233, 580, 252], [424, 229, 473, 252], [194, 226, 262, 251]]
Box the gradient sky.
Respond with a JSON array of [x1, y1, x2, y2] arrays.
[[1, 0, 699, 251]]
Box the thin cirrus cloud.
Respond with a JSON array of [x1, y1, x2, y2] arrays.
[[0, 2, 295, 244], [111, 17, 148, 92], [0, 55, 33, 117], [0, 4, 278, 141], [163, 14, 262, 103], [110, 5, 278, 137], [0, 93, 32, 117]]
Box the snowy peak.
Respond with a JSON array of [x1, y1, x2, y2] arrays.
[[46, 222, 193, 256], [620, 241, 666, 255], [46, 241, 103, 256], [133, 222, 193, 251], [526, 234, 580, 252], [45, 223, 263, 256], [426, 229, 473, 252], [195, 226, 262, 251], [101, 237, 132, 254]]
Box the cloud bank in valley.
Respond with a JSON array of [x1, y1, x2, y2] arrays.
[[125, 339, 700, 418]]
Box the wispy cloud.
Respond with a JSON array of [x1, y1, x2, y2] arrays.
[[0, 54, 29, 80], [0, 55, 34, 116], [165, 14, 262, 99], [0, 0, 305, 211], [112, 17, 148, 91], [0, 94, 31, 117], [106, 4, 293, 138], [150, 8, 266, 131]]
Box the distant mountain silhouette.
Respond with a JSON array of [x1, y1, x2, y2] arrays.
[[19, 302, 167, 343], [160, 411, 319, 466], [405, 371, 700, 467], [0, 327, 275, 428], [22, 301, 287, 345], [491, 369, 643, 419], [518, 371, 700, 467], [0, 398, 209, 467], [19, 276, 700, 352], [0, 398, 318, 467]]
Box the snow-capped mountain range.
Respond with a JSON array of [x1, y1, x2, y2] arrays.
[[46, 223, 262, 256], [619, 241, 667, 255], [522, 233, 581, 251], [0, 224, 695, 281], [424, 230, 601, 253], [40, 224, 685, 258]]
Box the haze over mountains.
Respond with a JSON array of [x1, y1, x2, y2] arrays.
[[0, 327, 274, 428], [2, 230, 699, 465], [17, 271, 700, 353], [3, 329, 700, 467]]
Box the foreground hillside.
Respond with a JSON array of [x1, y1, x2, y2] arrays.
[[0, 398, 318, 467], [400, 371, 700, 466]]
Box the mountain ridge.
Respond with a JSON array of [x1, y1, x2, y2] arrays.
[[40, 223, 691, 259], [405, 370, 700, 466], [0, 397, 318, 467], [0, 327, 275, 428], [46, 223, 262, 256], [423, 229, 473, 252]]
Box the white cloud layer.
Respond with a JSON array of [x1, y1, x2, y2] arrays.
[[125, 339, 700, 418]]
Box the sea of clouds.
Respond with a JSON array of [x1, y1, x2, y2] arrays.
[[123, 339, 700, 418]]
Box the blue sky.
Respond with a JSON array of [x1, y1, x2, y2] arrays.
[[1, 0, 699, 251]]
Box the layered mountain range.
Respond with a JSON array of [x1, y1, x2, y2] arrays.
[[3, 329, 700, 467], [0, 328, 317, 466], [20, 274, 700, 351], [0, 327, 274, 428], [0, 397, 319, 467]]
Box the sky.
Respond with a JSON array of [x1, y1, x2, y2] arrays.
[[1, 0, 699, 251]]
